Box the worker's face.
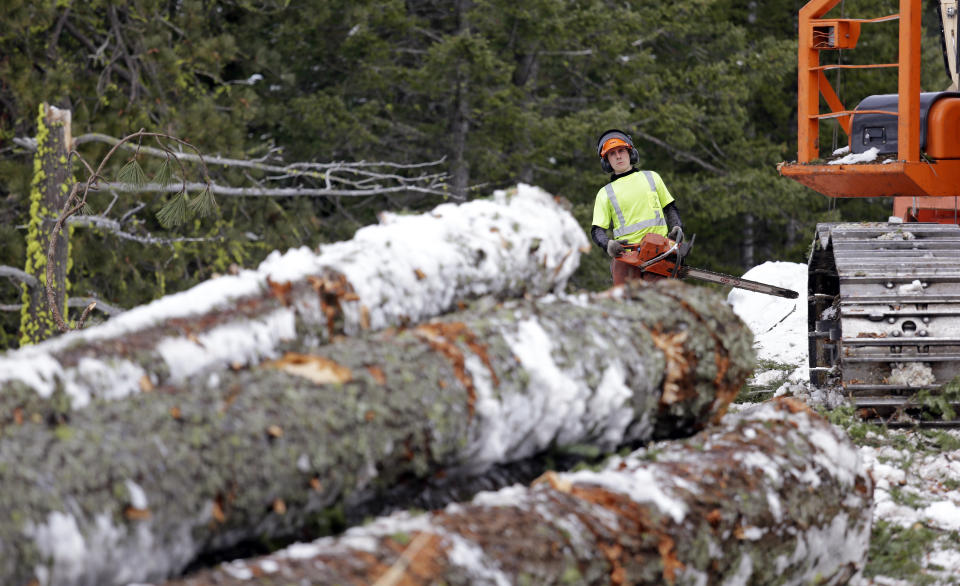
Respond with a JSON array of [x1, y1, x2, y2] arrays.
[[606, 146, 632, 174]]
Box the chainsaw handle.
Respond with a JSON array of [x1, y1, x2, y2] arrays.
[[637, 239, 681, 270]]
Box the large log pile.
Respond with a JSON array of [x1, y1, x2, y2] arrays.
[[0, 184, 587, 422], [169, 399, 874, 586], [0, 280, 754, 586]]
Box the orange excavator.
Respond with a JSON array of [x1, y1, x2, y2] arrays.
[[779, 0, 960, 418]]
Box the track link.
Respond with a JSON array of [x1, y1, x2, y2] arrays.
[[808, 222, 960, 426]]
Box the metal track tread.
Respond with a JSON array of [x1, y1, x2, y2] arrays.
[[808, 222, 960, 425]]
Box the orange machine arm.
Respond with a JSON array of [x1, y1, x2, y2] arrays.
[[783, 0, 960, 204], [797, 0, 918, 163]]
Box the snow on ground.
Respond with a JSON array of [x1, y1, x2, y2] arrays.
[[729, 262, 960, 585]]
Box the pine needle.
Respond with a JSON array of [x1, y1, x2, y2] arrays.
[[117, 159, 147, 189], [156, 190, 190, 228], [154, 156, 174, 186], [187, 185, 218, 218]]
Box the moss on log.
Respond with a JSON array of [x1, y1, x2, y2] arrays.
[[0, 281, 753, 585], [168, 399, 874, 586], [0, 184, 588, 422]]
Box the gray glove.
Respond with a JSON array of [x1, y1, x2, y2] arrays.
[[606, 239, 627, 258], [667, 226, 683, 242]]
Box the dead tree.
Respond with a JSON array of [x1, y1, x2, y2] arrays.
[[0, 281, 754, 586], [168, 398, 874, 586], [8, 111, 451, 344], [18, 104, 72, 345]]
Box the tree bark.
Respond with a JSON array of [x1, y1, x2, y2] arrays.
[[167, 398, 874, 586], [0, 281, 754, 586], [0, 184, 588, 422], [19, 104, 72, 345]]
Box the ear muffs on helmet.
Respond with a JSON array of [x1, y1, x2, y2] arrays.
[[597, 129, 639, 173]]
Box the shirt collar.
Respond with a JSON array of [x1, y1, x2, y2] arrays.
[[610, 168, 637, 181]]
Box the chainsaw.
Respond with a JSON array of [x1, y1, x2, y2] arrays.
[[616, 231, 799, 299]]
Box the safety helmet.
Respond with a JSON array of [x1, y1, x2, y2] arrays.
[[596, 129, 639, 173]]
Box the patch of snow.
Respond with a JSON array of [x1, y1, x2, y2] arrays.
[[222, 560, 253, 580], [888, 362, 935, 386], [877, 230, 915, 241], [727, 261, 807, 370], [897, 279, 924, 294], [565, 465, 688, 523], [27, 512, 87, 586], [828, 146, 880, 165], [258, 560, 279, 574], [156, 308, 296, 382], [445, 534, 511, 586], [923, 500, 960, 531], [125, 480, 148, 510]]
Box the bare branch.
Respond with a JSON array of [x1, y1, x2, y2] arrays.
[[73, 132, 446, 175], [67, 214, 214, 245], [76, 301, 97, 329], [13, 137, 37, 151], [0, 266, 39, 289], [92, 181, 455, 199], [68, 296, 123, 316], [631, 128, 728, 176], [0, 297, 124, 316]]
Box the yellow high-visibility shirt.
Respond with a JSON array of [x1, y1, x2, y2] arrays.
[[591, 170, 674, 244]]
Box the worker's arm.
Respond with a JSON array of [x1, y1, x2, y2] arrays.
[[664, 201, 682, 231], [664, 201, 683, 241], [591, 225, 610, 249], [592, 225, 627, 257]]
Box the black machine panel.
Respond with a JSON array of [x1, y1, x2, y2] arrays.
[[851, 91, 960, 155]]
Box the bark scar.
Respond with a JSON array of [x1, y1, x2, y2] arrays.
[[414, 322, 500, 418]]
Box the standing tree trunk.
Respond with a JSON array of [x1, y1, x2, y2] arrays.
[[741, 211, 755, 269], [0, 281, 754, 586], [449, 0, 471, 198], [170, 399, 873, 586], [20, 104, 72, 346]]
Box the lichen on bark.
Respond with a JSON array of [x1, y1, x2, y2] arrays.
[[19, 104, 72, 346]]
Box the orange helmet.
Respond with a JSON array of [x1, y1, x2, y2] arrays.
[[599, 137, 630, 158], [596, 129, 638, 172]]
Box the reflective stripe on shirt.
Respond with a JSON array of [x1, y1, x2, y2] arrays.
[[604, 172, 666, 238]]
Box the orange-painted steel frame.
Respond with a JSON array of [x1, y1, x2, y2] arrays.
[[783, 0, 960, 203], [797, 0, 916, 162]]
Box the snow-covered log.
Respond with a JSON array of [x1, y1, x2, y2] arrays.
[[168, 398, 874, 586], [0, 281, 753, 586], [0, 184, 587, 421]]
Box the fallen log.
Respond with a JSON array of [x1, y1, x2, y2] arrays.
[[0, 184, 588, 421], [168, 398, 874, 586], [0, 281, 753, 586]]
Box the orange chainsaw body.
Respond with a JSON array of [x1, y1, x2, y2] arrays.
[[616, 233, 678, 277]]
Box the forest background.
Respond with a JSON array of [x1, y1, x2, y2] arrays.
[[0, 0, 949, 350]]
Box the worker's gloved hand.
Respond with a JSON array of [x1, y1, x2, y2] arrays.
[[606, 239, 627, 258], [667, 226, 683, 242]]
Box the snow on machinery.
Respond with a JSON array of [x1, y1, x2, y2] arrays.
[[779, 0, 960, 421]]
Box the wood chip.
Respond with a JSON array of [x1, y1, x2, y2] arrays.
[[264, 352, 353, 385]]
